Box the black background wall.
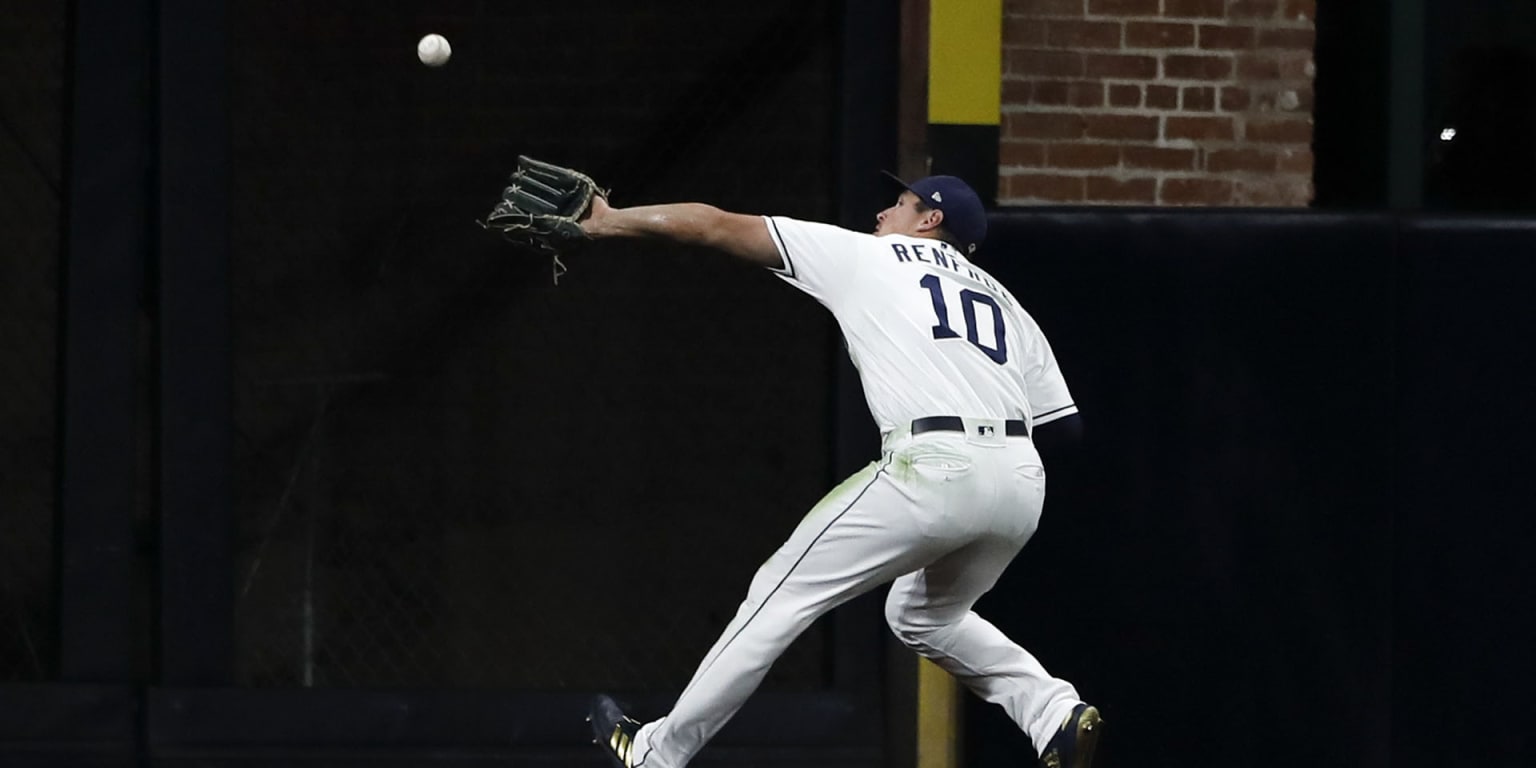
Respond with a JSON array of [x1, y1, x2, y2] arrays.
[[965, 210, 1536, 768]]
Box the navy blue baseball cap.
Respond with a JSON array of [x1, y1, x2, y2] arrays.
[[882, 171, 988, 254]]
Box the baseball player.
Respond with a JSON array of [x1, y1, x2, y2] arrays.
[[578, 172, 1099, 768]]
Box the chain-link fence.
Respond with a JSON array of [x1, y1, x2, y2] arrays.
[[0, 0, 65, 683], [230, 0, 845, 690]]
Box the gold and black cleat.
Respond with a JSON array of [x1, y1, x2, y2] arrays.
[[588, 694, 643, 768], [1039, 703, 1102, 768]]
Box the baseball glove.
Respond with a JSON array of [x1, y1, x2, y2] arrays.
[[478, 156, 608, 282]]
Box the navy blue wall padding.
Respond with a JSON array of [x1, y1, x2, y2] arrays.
[[966, 210, 1535, 768]]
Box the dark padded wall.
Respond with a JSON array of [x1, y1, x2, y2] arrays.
[[225, 0, 846, 692], [964, 211, 1533, 768], [0, 0, 66, 685], [1392, 217, 1536, 768]]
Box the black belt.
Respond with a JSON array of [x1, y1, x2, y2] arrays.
[[911, 416, 1029, 438]]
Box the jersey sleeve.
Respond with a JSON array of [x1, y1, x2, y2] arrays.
[[1019, 312, 1079, 426], [763, 216, 866, 304]]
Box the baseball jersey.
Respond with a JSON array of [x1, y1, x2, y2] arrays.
[[764, 216, 1077, 436]]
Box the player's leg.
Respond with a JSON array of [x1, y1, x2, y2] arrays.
[[885, 541, 1084, 753], [882, 441, 1086, 754], [622, 457, 950, 768]]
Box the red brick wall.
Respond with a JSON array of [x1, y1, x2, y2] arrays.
[[1000, 0, 1316, 206]]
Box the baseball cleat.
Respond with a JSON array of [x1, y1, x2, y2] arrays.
[[588, 694, 643, 768], [1038, 703, 1102, 768]]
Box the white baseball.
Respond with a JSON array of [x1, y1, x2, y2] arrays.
[[417, 34, 451, 67]]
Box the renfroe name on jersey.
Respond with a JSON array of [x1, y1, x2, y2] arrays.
[[888, 242, 1012, 308]]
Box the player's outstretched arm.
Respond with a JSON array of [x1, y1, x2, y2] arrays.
[[581, 197, 783, 270]]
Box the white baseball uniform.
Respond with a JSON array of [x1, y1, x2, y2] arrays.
[[628, 217, 1084, 768]]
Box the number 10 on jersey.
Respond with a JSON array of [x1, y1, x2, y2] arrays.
[[919, 274, 1008, 364]]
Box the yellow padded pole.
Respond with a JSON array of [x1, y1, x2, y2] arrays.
[[916, 657, 960, 768], [927, 0, 1003, 126]]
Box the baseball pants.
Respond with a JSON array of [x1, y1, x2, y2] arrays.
[[628, 418, 1083, 768]]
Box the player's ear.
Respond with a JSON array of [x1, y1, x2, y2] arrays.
[[922, 208, 945, 233]]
